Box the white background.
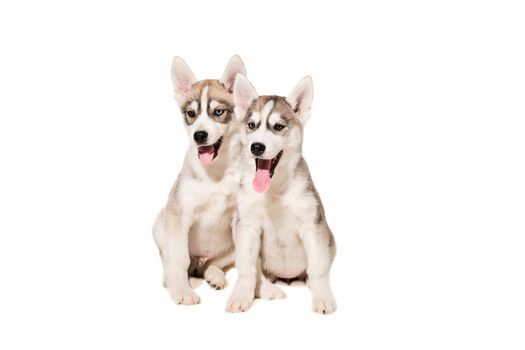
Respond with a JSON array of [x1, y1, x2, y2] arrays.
[[0, 1, 524, 349]]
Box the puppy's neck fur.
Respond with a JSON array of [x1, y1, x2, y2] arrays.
[[263, 148, 307, 194]]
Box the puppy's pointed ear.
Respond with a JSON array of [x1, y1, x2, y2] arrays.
[[220, 55, 247, 93], [171, 56, 197, 105], [286, 76, 314, 125], [233, 73, 258, 120]]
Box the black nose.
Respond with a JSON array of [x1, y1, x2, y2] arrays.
[[193, 131, 208, 145], [251, 143, 266, 156]]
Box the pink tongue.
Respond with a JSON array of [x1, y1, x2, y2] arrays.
[[253, 159, 271, 193], [198, 145, 214, 165]]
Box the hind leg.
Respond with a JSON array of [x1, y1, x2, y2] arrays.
[[203, 251, 233, 290], [204, 265, 226, 290], [154, 207, 200, 305], [153, 210, 169, 288], [255, 275, 286, 300]]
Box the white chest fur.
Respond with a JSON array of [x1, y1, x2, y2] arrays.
[[240, 178, 318, 279], [181, 172, 237, 257]]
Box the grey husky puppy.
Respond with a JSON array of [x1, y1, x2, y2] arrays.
[[226, 74, 337, 314]]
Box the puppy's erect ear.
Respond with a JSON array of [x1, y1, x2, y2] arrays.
[[171, 56, 197, 105], [286, 76, 314, 126], [220, 55, 247, 93], [233, 73, 258, 120]]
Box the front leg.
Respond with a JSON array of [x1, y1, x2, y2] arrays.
[[302, 227, 337, 314], [164, 207, 200, 305], [225, 223, 261, 313]]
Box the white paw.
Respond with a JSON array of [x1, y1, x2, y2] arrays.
[[169, 288, 201, 305], [257, 281, 286, 300], [205, 267, 227, 290], [225, 293, 254, 313], [312, 295, 337, 314]]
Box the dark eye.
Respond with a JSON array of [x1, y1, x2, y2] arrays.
[[247, 121, 256, 129], [273, 123, 285, 131], [213, 109, 224, 116], [186, 110, 196, 118]]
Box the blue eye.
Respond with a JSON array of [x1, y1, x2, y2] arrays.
[[214, 109, 224, 116]]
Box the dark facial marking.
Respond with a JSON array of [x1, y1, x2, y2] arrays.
[[245, 119, 260, 133], [273, 123, 285, 131], [181, 100, 200, 125], [266, 116, 290, 135], [242, 95, 297, 134], [179, 79, 234, 126], [207, 99, 233, 124]]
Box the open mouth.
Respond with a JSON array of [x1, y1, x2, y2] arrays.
[[197, 137, 222, 165], [253, 150, 283, 193]]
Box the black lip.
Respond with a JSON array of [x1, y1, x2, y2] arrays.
[[255, 150, 283, 178], [212, 137, 222, 159]]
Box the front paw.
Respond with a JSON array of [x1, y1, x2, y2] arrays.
[[225, 292, 254, 313], [312, 294, 337, 314], [169, 288, 201, 305]]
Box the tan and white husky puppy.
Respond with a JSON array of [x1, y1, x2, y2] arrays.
[[226, 74, 337, 314], [153, 55, 246, 305]]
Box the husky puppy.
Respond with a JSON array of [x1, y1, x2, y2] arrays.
[[226, 74, 337, 314], [153, 56, 247, 305]]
